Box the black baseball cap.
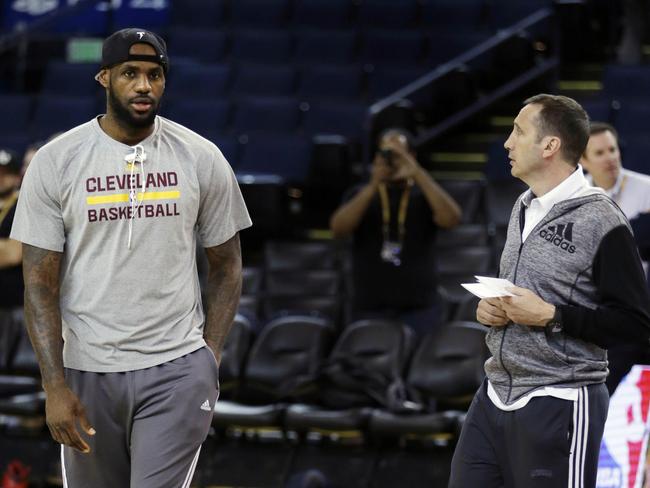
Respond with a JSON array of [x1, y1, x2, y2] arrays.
[[100, 28, 169, 73], [0, 148, 21, 175]]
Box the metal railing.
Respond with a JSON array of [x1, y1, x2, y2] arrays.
[[363, 7, 560, 165]]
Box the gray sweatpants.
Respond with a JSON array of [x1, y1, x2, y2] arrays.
[[61, 346, 219, 488]]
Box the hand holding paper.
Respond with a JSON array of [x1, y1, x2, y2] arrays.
[[461, 276, 516, 299]]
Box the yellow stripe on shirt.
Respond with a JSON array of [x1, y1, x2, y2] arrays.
[[86, 190, 180, 205]]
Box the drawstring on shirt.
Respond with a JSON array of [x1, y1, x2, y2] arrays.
[[124, 145, 147, 249]]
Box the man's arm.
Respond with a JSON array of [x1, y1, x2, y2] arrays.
[[385, 143, 462, 229], [23, 244, 94, 453], [202, 233, 243, 365], [499, 226, 650, 348]]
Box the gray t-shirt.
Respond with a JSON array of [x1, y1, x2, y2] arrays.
[[11, 116, 252, 372]]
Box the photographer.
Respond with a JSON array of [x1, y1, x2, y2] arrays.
[[330, 128, 461, 336]]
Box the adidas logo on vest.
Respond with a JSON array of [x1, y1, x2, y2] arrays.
[[200, 399, 211, 411], [538, 222, 576, 254]]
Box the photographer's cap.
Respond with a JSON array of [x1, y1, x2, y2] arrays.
[[100, 28, 169, 73]]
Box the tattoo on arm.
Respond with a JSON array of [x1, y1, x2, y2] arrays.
[[203, 234, 243, 358], [22, 244, 65, 389]]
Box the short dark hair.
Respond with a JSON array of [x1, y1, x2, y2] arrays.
[[377, 127, 415, 151], [523, 94, 590, 166], [589, 121, 618, 140]]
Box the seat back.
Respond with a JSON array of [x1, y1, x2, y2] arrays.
[[264, 240, 339, 270], [241, 316, 333, 402], [318, 319, 414, 408], [407, 321, 488, 408], [219, 314, 254, 398]]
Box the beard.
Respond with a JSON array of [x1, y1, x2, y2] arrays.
[[107, 84, 159, 129]]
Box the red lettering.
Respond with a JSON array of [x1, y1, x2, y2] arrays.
[[86, 178, 97, 193], [168, 172, 178, 186], [88, 209, 97, 222], [105, 175, 116, 191]]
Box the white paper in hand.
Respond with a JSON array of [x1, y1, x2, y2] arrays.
[[461, 276, 515, 299]]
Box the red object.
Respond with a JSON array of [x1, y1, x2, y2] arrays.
[[1, 460, 31, 488]]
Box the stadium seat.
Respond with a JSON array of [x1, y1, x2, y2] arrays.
[[266, 270, 340, 296], [294, 29, 357, 64], [31, 96, 97, 139], [163, 99, 230, 138], [264, 241, 339, 270], [169, 0, 227, 28], [485, 138, 511, 181], [167, 28, 228, 63], [602, 65, 650, 98], [302, 101, 367, 140], [284, 319, 414, 433], [615, 104, 650, 137], [218, 314, 253, 399], [369, 321, 488, 438], [294, 0, 354, 28], [298, 64, 363, 101], [230, 0, 291, 27], [263, 296, 342, 325], [213, 316, 333, 428], [360, 29, 426, 66], [421, 0, 488, 31], [231, 29, 293, 64], [358, 0, 419, 28], [0, 94, 31, 141], [427, 31, 491, 66], [165, 63, 231, 99], [231, 64, 297, 96], [232, 97, 300, 133], [367, 67, 426, 101], [436, 224, 489, 248], [620, 135, 650, 175], [41, 61, 100, 97], [438, 179, 486, 224], [242, 267, 264, 296], [238, 133, 312, 182]]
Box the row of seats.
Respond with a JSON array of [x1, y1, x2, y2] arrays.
[[35, 59, 430, 101], [215, 316, 487, 439], [169, 0, 548, 31], [0, 314, 488, 442], [165, 27, 490, 67]]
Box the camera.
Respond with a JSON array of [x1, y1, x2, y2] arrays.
[[380, 148, 394, 168]]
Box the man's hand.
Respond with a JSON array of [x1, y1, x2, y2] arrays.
[[45, 384, 95, 453], [380, 141, 419, 181], [499, 286, 555, 327], [476, 298, 509, 327]]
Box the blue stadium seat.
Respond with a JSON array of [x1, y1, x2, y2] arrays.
[[488, 0, 550, 29], [167, 28, 228, 63], [231, 64, 297, 96], [0, 94, 31, 139], [231, 29, 293, 64], [232, 97, 300, 133], [41, 62, 100, 97], [31, 96, 97, 139], [302, 101, 367, 139], [169, 0, 227, 28], [231, 0, 290, 27], [163, 99, 230, 139], [367, 66, 426, 101], [602, 65, 650, 98], [421, 0, 487, 30], [165, 63, 231, 99], [211, 135, 241, 167], [294, 29, 357, 64], [298, 64, 363, 100], [580, 99, 617, 124], [427, 31, 491, 65], [358, 0, 419, 28], [238, 134, 312, 183], [615, 104, 650, 137], [621, 136, 650, 175], [485, 139, 511, 181], [360, 30, 426, 66], [294, 0, 354, 28]]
